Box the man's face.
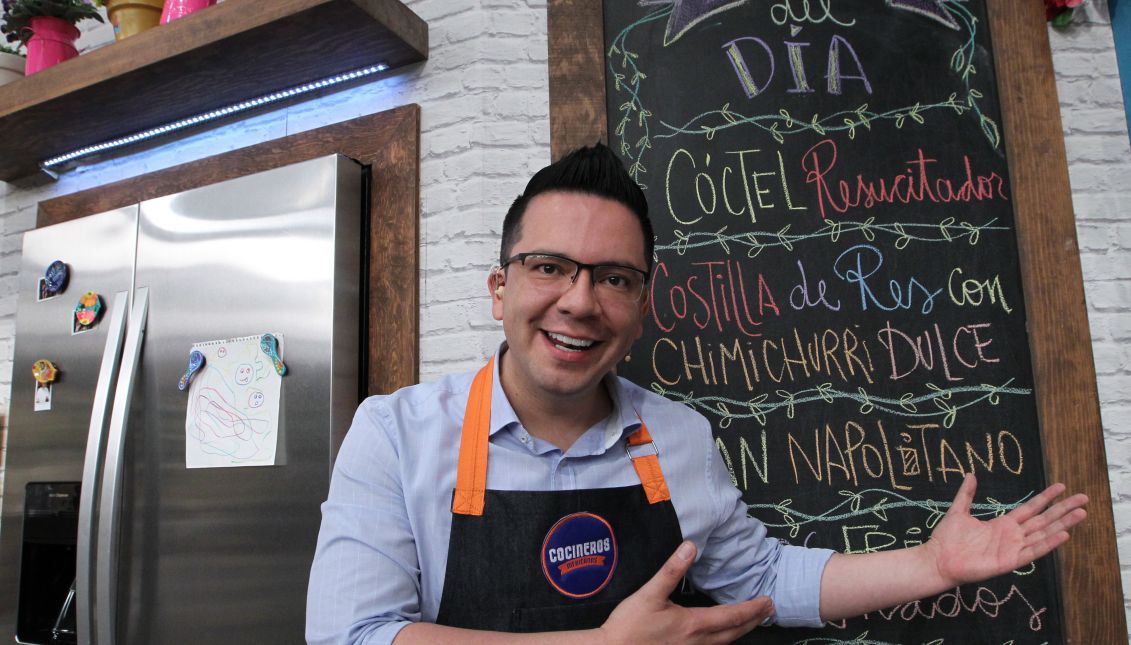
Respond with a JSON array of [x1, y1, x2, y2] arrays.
[[490, 191, 649, 407]]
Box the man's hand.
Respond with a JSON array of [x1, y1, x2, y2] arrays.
[[598, 541, 774, 645], [820, 473, 1089, 621], [396, 541, 772, 644], [925, 474, 1088, 586]]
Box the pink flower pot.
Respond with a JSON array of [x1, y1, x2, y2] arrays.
[[24, 16, 79, 75], [160, 0, 217, 25]]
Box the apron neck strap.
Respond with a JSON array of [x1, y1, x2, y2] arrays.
[[452, 359, 671, 516], [625, 421, 672, 505], [452, 358, 494, 516]]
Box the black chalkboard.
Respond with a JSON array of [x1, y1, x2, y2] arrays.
[[605, 2, 1063, 643]]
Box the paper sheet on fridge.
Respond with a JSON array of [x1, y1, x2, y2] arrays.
[[184, 333, 283, 468]]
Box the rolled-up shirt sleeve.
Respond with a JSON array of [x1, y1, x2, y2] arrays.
[[689, 422, 833, 628], [306, 401, 417, 645]]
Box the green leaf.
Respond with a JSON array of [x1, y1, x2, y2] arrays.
[[951, 49, 965, 72], [980, 115, 1001, 148], [715, 402, 733, 428], [860, 217, 876, 241], [776, 225, 793, 251], [1051, 9, 1075, 28], [899, 393, 918, 413], [939, 217, 955, 242], [894, 223, 911, 250], [810, 114, 826, 135]]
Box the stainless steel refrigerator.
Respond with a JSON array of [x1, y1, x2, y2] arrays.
[[0, 154, 365, 644]]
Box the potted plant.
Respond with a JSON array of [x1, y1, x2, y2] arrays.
[[0, 42, 23, 86], [0, 0, 104, 75], [96, 0, 162, 41], [1046, 0, 1086, 26]]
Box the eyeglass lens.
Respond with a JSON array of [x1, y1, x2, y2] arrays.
[[515, 254, 646, 302]]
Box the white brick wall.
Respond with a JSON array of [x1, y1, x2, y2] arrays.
[[1052, 4, 1131, 638], [0, 0, 1127, 638]]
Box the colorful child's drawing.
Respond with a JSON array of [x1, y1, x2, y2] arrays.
[[184, 334, 283, 468]]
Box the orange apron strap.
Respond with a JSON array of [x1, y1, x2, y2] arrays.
[[452, 358, 493, 516], [453, 359, 670, 512], [626, 422, 671, 504]]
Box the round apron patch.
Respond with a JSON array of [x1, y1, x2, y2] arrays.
[[541, 512, 617, 598]]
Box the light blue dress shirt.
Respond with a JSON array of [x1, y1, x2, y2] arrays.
[[306, 347, 833, 644]]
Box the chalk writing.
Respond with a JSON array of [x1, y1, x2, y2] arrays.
[[786, 419, 1024, 489], [801, 140, 1009, 220], [770, 0, 856, 27], [650, 327, 874, 387], [876, 320, 1001, 382], [605, 0, 1058, 640], [665, 147, 807, 225], [723, 34, 872, 98], [833, 245, 942, 315], [948, 268, 1013, 313]]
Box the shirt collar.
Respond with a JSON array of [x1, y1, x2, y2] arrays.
[[487, 342, 643, 451]]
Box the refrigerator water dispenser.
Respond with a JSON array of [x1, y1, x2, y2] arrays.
[[18, 482, 79, 645]]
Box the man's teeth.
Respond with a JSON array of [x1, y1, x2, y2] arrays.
[[547, 332, 595, 351]]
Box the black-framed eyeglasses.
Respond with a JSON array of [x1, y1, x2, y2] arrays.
[[500, 252, 649, 304]]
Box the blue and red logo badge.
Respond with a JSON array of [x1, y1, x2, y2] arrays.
[[541, 512, 618, 598]]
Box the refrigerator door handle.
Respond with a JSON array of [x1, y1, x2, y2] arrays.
[[77, 290, 131, 645], [95, 287, 149, 645]]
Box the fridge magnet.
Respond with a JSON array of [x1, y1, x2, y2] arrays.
[[259, 333, 287, 376], [183, 334, 283, 469], [38, 260, 69, 301], [32, 359, 57, 412], [72, 292, 103, 334], [178, 350, 206, 391]]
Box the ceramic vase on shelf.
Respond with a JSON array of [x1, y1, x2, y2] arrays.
[[23, 16, 79, 75], [160, 0, 216, 24], [103, 0, 163, 40], [0, 51, 23, 86]]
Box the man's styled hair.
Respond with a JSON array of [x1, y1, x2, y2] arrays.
[[499, 142, 655, 272]]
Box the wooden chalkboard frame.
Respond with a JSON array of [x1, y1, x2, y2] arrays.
[[37, 105, 420, 401], [547, 1, 1126, 642]]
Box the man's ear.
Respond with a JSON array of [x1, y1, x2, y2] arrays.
[[489, 269, 506, 321]]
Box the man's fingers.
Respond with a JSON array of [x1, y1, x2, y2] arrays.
[[948, 473, 977, 516], [1020, 492, 1089, 534], [637, 541, 698, 601], [1012, 494, 1087, 566], [1018, 529, 1072, 565], [1008, 482, 1068, 524], [688, 596, 774, 643], [1024, 506, 1088, 548]]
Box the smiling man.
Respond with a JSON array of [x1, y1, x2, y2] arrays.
[[305, 144, 1087, 645]]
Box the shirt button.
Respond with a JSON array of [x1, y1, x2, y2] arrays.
[[520, 434, 529, 443]]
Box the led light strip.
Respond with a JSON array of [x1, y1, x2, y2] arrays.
[[41, 62, 390, 169]]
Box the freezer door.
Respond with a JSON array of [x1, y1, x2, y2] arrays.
[[0, 207, 138, 645], [118, 155, 363, 644]]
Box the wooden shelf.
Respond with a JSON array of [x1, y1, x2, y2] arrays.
[[0, 0, 427, 181]]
